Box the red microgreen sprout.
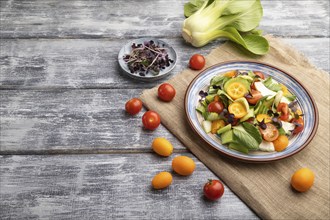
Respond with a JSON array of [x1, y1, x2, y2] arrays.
[[258, 119, 267, 130], [123, 40, 173, 76], [272, 116, 282, 128]]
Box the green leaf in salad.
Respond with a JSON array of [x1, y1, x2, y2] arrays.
[[228, 143, 249, 154], [208, 86, 218, 95], [217, 124, 232, 135], [202, 111, 209, 120], [219, 94, 229, 108], [207, 112, 220, 121], [263, 77, 282, 92], [200, 99, 208, 107], [221, 129, 235, 144], [278, 127, 286, 135], [217, 89, 234, 102], [254, 102, 269, 115], [284, 94, 297, 102], [254, 95, 274, 115], [196, 105, 206, 114], [232, 122, 262, 150], [205, 94, 216, 103], [240, 107, 255, 122], [236, 75, 254, 82], [210, 74, 231, 87], [242, 122, 262, 144]]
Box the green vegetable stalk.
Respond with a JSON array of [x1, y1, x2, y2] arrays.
[[182, 0, 269, 55]]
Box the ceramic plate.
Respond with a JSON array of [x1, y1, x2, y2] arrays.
[[118, 38, 177, 81], [185, 61, 319, 162]]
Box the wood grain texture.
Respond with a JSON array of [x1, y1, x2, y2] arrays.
[[0, 89, 190, 153], [0, 0, 329, 39], [0, 38, 215, 89], [1, 38, 329, 89], [0, 153, 258, 220]]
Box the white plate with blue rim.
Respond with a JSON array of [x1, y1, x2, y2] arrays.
[[185, 61, 319, 163], [118, 38, 177, 81]]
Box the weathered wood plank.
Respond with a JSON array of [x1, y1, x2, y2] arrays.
[[0, 153, 258, 219], [0, 38, 215, 89], [0, 89, 191, 153], [0, 0, 328, 38], [1, 38, 329, 89]]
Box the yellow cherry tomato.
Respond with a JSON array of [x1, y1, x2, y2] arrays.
[[228, 102, 248, 119], [291, 168, 315, 192], [172, 156, 196, 176], [256, 114, 272, 123], [226, 82, 248, 100], [224, 70, 236, 77], [211, 119, 225, 134], [152, 172, 173, 189], [152, 137, 173, 157], [273, 135, 289, 152]]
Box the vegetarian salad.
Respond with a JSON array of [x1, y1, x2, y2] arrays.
[[196, 70, 304, 154]]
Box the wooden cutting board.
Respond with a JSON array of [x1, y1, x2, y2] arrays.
[[140, 36, 329, 219]]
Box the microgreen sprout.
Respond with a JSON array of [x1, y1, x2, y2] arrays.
[[257, 119, 267, 130], [288, 101, 298, 112], [123, 40, 174, 76], [199, 90, 208, 98], [272, 117, 282, 128]]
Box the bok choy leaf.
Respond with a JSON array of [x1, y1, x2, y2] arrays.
[[182, 0, 269, 55]]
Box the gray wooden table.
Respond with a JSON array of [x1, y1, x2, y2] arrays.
[[0, 0, 329, 219]]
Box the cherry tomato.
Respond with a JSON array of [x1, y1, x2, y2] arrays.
[[189, 54, 205, 70], [291, 117, 304, 135], [208, 101, 224, 114], [259, 123, 279, 141], [125, 98, 143, 115], [158, 83, 176, 102], [254, 71, 265, 79], [250, 82, 257, 90], [203, 179, 225, 201], [277, 103, 289, 121], [142, 111, 161, 130], [246, 90, 262, 105], [273, 135, 289, 152]]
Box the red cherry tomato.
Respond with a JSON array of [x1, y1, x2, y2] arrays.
[[189, 54, 205, 70], [158, 83, 176, 102], [277, 102, 289, 121], [142, 111, 161, 130], [250, 82, 257, 90], [208, 101, 224, 114], [125, 98, 143, 115], [259, 123, 279, 141], [203, 179, 225, 201], [291, 117, 304, 135], [254, 71, 265, 79], [246, 90, 262, 105]]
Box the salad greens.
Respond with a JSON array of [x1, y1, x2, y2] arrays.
[[182, 0, 269, 55], [196, 70, 305, 154], [233, 123, 262, 150]]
